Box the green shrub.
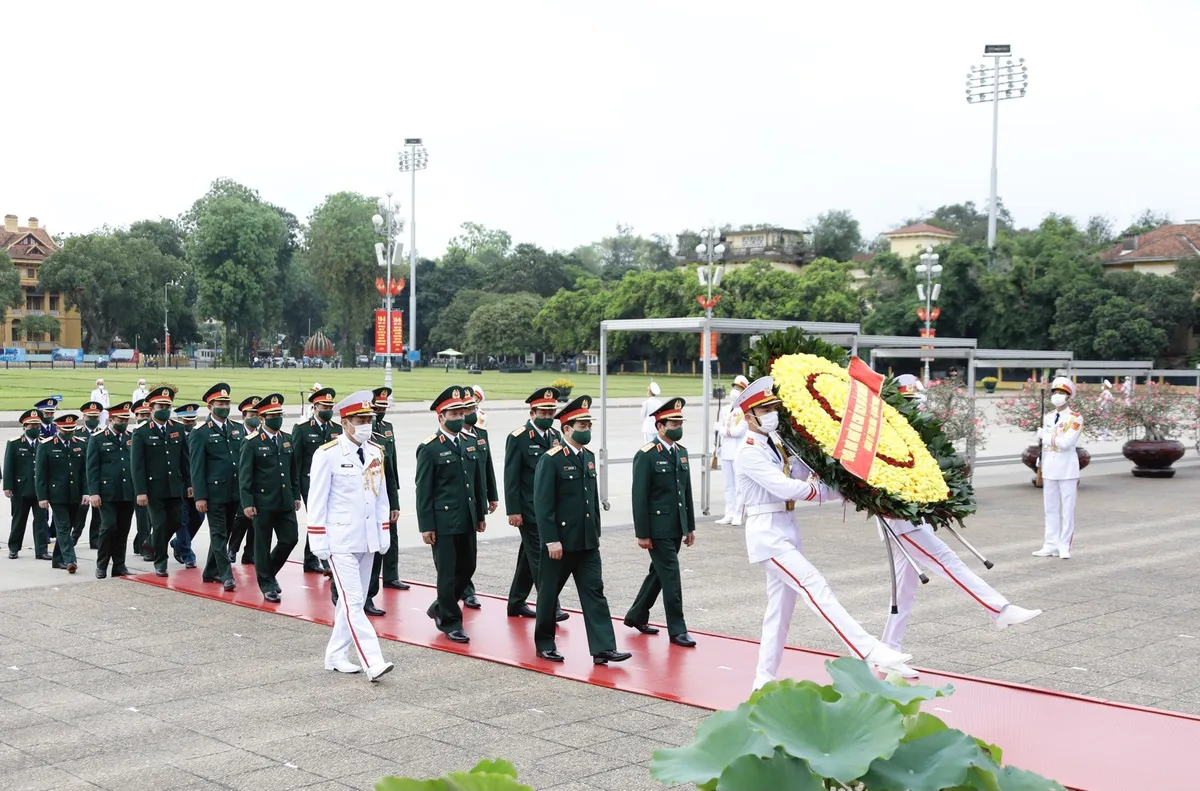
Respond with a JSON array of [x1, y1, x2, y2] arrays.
[[376, 758, 531, 790]]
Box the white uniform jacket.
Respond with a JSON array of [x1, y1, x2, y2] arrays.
[[716, 402, 748, 462], [306, 434, 391, 555], [640, 397, 664, 441], [1039, 409, 1082, 480], [735, 433, 842, 564]]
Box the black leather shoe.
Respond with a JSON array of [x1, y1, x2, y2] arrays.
[[140, 553, 154, 562], [537, 649, 565, 662], [426, 604, 443, 629], [52, 562, 66, 570], [363, 600, 385, 617], [89, 544, 99, 550], [264, 591, 281, 603], [67, 563, 77, 574], [556, 609, 570, 622], [202, 576, 220, 584], [111, 567, 130, 577], [7, 551, 17, 559], [462, 595, 481, 610], [303, 563, 324, 574], [593, 650, 632, 664], [445, 629, 470, 643], [95, 568, 107, 579], [223, 580, 236, 592], [38, 554, 54, 561], [626, 621, 659, 635], [383, 580, 410, 590], [670, 632, 697, 647], [184, 560, 197, 570], [241, 556, 254, 565], [508, 604, 537, 618], [154, 569, 168, 578]]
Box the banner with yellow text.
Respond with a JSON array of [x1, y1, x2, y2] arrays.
[[832, 356, 885, 480]]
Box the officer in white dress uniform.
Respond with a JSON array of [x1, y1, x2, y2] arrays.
[[732, 377, 911, 690], [307, 390, 394, 681], [876, 375, 1041, 678], [1034, 377, 1083, 559], [90, 379, 111, 428], [641, 382, 664, 445], [715, 375, 749, 525]]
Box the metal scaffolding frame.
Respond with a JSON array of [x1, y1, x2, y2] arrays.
[[597, 318, 860, 513], [1067, 360, 1154, 379]]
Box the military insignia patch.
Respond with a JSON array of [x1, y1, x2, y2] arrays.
[[588, 461, 595, 470], [169, 432, 179, 439], [271, 396, 280, 405], [452, 389, 461, 399], [674, 400, 682, 409], [545, 390, 553, 399], [582, 399, 589, 408]]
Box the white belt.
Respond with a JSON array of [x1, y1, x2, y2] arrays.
[[745, 502, 793, 516]]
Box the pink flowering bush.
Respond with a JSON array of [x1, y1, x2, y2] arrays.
[[997, 378, 1193, 442], [995, 379, 1114, 437], [922, 379, 988, 450], [1117, 381, 1190, 441]]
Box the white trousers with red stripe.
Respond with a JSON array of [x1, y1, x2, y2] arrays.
[[327, 553, 386, 670], [755, 549, 882, 689], [880, 525, 1009, 651], [1042, 478, 1078, 553]]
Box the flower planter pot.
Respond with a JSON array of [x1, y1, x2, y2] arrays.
[[556, 389, 572, 402], [1021, 445, 1091, 488], [1122, 439, 1185, 479], [983, 382, 997, 394]]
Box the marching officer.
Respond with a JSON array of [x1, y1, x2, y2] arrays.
[[35, 397, 59, 439], [370, 387, 406, 595], [715, 375, 749, 525], [190, 383, 245, 592], [458, 384, 499, 611], [533, 395, 631, 665], [131, 386, 192, 578], [227, 395, 261, 565], [238, 393, 301, 602], [37, 413, 90, 573], [131, 399, 153, 561], [503, 388, 569, 621], [415, 386, 487, 644], [87, 401, 136, 578], [170, 402, 203, 569], [307, 390, 394, 681], [4, 411, 51, 559], [80, 400, 105, 549], [1035, 377, 1084, 559], [293, 386, 341, 575], [623, 398, 697, 647]]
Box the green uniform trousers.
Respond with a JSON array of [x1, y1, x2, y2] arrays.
[[7, 497, 49, 557], [252, 509, 298, 594], [134, 504, 150, 558], [534, 547, 616, 656], [228, 513, 254, 562], [459, 526, 540, 611], [624, 536, 687, 637], [201, 502, 238, 584], [147, 498, 183, 573], [88, 505, 100, 549], [427, 532, 477, 634], [49, 504, 87, 566], [97, 501, 134, 574]]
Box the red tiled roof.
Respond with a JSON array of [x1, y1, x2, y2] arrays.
[[884, 223, 958, 238], [1097, 224, 1200, 264], [852, 253, 876, 263], [0, 227, 60, 259]]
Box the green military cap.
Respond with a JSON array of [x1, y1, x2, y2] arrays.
[[80, 401, 104, 416], [19, 409, 42, 426], [54, 413, 81, 429], [526, 387, 559, 408], [132, 399, 150, 416], [556, 395, 593, 425], [203, 383, 232, 404], [372, 387, 392, 408], [652, 398, 686, 421], [256, 393, 285, 415], [146, 386, 175, 406], [309, 387, 336, 405], [429, 386, 470, 414], [238, 395, 261, 414], [108, 401, 133, 418]]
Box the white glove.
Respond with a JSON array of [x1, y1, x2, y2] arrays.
[[315, 549, 331, 561], [1035, 428, 1045, 442]]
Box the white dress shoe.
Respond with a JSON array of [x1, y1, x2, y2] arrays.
[[731, 517, 742, 526], [863, 644, 912, 670], [325, 658, 362, 674], [875, 661, 920, 679], [1031, 547, 1058, 557], [715, 517, 733, 525], [1058, 548, 1071, 559], [366, 661, 394, 681], [995, 604, 1042, 629]]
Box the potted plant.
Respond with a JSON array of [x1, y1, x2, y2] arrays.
[[996, 379, 1093, 487], [1118, 381, 1188, 478], [550, 378, 574, 401], [921, 378, 989, 455], [377, 759, 530, 790], [980, 376, 999, 394]]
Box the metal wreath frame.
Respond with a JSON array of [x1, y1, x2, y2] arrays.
[[597, 318, 860, 513]]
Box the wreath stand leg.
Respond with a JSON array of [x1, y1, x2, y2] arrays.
[[877, 516, 929, 589], [880, 519, 900, 615], [941, 523, 995, 570]]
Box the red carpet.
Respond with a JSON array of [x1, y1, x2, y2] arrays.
[[131, 561, 1196, 791]]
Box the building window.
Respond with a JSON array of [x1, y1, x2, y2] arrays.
[[25, 293, 42, 311], [26, 268, 35, 278], [49, 295, 60, 312]]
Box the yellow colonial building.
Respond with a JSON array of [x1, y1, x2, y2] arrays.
[[1, 214, 82, 349], [1097, 222, 1200, 275], [882, 222, 958, 258]]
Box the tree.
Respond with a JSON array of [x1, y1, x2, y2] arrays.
[[464, 293, 544, 357], [809, 210, 862, 262], [0, 249, 20, 338], [903, 201, 1014, 246], [303, 192, 379, 351], [20, 313, 60, 342], [414, 250, 486, 354], [484, 243, 573, 296], [1120, 209, 1172, 238], [591, 225, 675, 278], [1083, 214, 1115, 249], [447, 222, 512, 259], [126, 218, 185, 259], [535, 278, 611, 355], [429, 289, 504, 352]]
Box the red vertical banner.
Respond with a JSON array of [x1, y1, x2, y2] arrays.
[[700, 332, 718, 361], [391, 311, 404, 353], [832, 357, 885, 480], [376, 311, 404, 354]]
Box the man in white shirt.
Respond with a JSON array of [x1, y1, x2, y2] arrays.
[[307, 389, 394, 681], [640, 382, 663, 444], [715, 375, 749, 525], [90, 379, 111, 427], [733, 377, 911, 690], [132, 379, 149, 404], [1035, 377, 1083, 559]]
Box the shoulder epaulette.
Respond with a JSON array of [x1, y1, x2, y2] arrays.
[[676, 443, 687, 453], [245, 431, 260, 440], [319, 439, 338, 450], [418, 434, 437, 447], [510, 427, 524, 438], [41, 436, 55, 444], [546, 446, 564, 456], [640, 442, 655, 452]]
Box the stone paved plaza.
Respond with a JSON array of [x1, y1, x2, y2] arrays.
[[0, 451, 1197, 790]]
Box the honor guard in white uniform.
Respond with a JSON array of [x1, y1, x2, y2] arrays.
[[1035, 377, 1083, 559], [640, 382, 664, 445], [876, 375, 1041, 678], [715, 375, 749, 525], [733, 377, 911, 690], [306, 390, 394, 681]]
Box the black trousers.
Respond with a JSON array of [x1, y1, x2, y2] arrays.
[[534, 547, 617, 656], [624, 536, 688, 637], [428, 532, 477, 633], [228, 513, 254, 560], [134, 504, 150, 557], [201, 501, 238, 583], [381, 522, 401, 582], [97, 500, 134, 574], [7, 496, 49, 556], [252, 508, 298, 594], [49, 504, 87, 566], [147, 497, 183, 573], [508, 524, 542, 610], [88, 505, 100, 548]]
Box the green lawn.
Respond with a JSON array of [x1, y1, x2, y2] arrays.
[[0, 366, 705, 411]]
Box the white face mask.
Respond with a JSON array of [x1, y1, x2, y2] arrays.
[[756, 411, 779, 433], [343, 422, 365, 445], [1050, 393, 1068, 408]]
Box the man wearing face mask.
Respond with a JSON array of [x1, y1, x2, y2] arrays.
[[131, 387, 192, 578], [457, 384, 499, 611], [624, 398, 697, 647], [734, 377, 912, 690], [130, 399, 153, 561], [35, 397, 59, 440], [4, 411, 53, 560], [533, 396, 630, 665], [87, 401, 136, 578], [503, 388, 569, 622], [415, 387, 488, 644], [293, 387, 341, 576], [79, 401, 105, 550], [90, 378, 110, 428], [227, 396, 261, 565], [715, 375, 750, 525], [36, 413, 90, 573], [1035, 378, 1083, 560], [238, 394, 302, 602], [190, 384, 245, 592], [169, 403, 203, 570]]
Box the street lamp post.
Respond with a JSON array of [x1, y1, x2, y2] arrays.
[[966, 45, 1028, 259], [916, 246, 943, 383], [398, 139, 427, 367], [163, 284, 170, 365], [693, 227, 725, 516], [372, 193, 405, 394]]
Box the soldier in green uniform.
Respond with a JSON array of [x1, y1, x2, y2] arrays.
[[457, 385, 498, 611], [415, 386, 488, 644], [502, 388, 570, 621], [80, 401, 105, 550], [370, 387, 406, 595], [4, 411, 52, 560], [131, 387, 192, 577], [87, 401, 136, 578], [227, 395, 260, 565], [238, 393, 301, 602], [190, 383, 245, 592], [532, 396, 631, 665], [623, 398, 697, 647], [4, 411, 51, 559], [36, 413, 90, 573], [170, 403, 204, 569], [293, 387, 340, 575], [131, 399, 153, 561]]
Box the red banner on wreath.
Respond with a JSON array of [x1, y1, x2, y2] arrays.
[[832, 357, 885, 480], [374, 311, 404, 354]]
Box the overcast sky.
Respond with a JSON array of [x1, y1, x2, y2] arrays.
[[6, 1, 1198, 257]]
